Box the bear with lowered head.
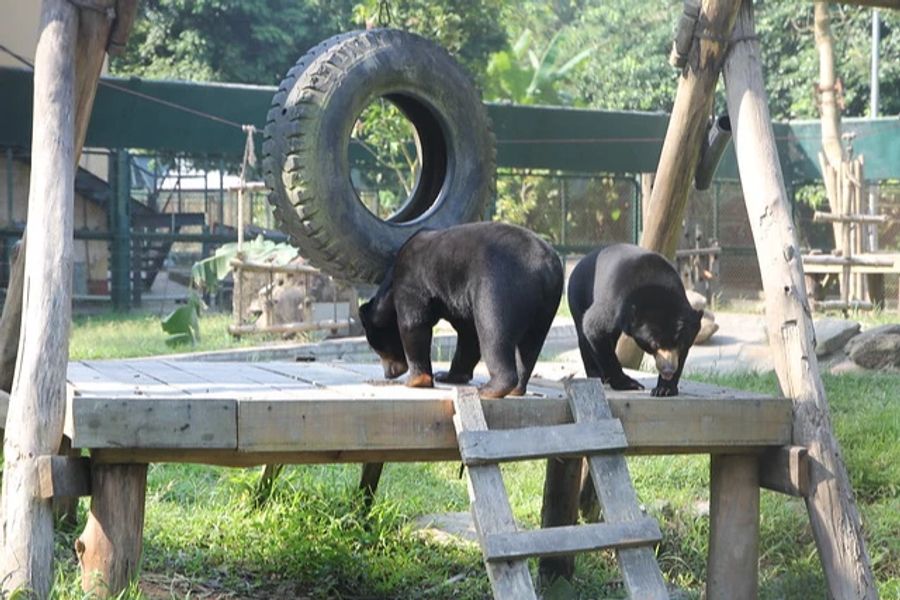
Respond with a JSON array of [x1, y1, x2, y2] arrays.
[[359, 222, 563, 398], [567, 243, 702, 397]]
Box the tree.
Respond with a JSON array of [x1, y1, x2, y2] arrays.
[[110, 0, 357, 84]]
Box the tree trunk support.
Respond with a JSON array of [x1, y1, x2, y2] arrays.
[[723, 1, 877, 597], [618, 0, 742, 370], [537, 457, 583, 584], [75, 463, 148, 597], [0, 1, 119, 597]]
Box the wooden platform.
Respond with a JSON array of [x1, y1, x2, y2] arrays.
[[13, 359, 797, 465]]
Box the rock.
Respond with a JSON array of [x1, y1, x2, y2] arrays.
[[845, 324, 900, 370], [694, 310, 719, 345], [814, 318, 860, 357], [685, 289, 707, 311], [412, 512, 478, 545]]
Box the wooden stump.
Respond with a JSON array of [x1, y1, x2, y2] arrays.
[[706, 454, 759, 599], [538, 457, 583, 584], [76, 463, 148, 597]]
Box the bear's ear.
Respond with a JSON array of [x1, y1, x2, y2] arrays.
[[618, 301, 638, 331], [363, 288, 396, 327]]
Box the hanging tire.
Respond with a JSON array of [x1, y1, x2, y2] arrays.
[[262, 29, 496, 284]]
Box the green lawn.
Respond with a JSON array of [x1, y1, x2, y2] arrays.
[[69, 311, 304, 360], [42, 367, 898, 599]]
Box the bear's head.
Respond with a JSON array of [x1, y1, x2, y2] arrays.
[[359, 291, 408, 380], [620, 288, 703, 381]]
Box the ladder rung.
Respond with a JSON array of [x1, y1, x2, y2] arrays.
[[457, 421, 626, 465], [483, 517, 662, 562]]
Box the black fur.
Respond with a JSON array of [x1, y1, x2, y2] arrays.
[[567, 244, 702, 396], [359, 222, 564, 398]]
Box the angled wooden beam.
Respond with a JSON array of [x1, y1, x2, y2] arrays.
[[618, 0, 742, 369], [723, 1, 877, 597]]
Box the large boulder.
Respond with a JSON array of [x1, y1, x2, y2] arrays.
[[813, 318, 860, 357], [694, 309, 719, 345], [685, 289, 707, 311], [845, 324, 900, 370]]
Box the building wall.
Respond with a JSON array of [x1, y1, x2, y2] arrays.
[[0, 156, 110, 293]]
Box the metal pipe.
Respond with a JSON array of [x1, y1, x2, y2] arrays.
[[868, 9, 880, 252], [694, 115, 732, 191]]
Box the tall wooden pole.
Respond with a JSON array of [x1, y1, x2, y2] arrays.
[[0, 2, 79, 595], [618, 0, 741, 369], [723, 2, 877, 597], [0, 1, 119, 597]]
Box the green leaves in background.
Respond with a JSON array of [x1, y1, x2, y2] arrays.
[[161, 292, 203, 347], [190, 236, 299, 294]]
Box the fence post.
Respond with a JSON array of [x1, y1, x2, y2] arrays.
[[109, 149, 132, 311]]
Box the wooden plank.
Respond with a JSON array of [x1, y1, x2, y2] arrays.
[[707, 454, 759, 600], [567, 379, 668, 600], [453, 387, 537, 599], [36, 455, 91, 499], [458, 421, 626, 465], [69, 397, 236, 449], [759, 445, 808, 497], [68, 391, 789, 453], [485, 518, 661, 562]]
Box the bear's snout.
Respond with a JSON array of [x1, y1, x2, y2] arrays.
[[382, 358, 409, 379], [654, 349, 679, 380]]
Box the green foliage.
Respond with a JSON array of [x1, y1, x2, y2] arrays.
[[110, 0, 358, 84], [484, 29, 593, 106], [160, 293, 203, 346], [191, 236, 299, 294], [352, 0, 507, 81]]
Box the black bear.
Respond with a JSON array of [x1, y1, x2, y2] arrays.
[[567, 243, 702, 397], [359, 222, 563, 398]]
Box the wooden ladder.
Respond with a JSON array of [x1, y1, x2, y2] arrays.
[[452, 378, 668, 600]]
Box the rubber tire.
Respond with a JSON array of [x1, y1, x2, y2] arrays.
[[263, 29, 496, 284]]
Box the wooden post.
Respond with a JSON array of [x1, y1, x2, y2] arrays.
[[75, 463, 148, 597], [0, 2, 79, 595], [0, 241, 25, 393], [722, 2, 877, 597], [538, 457, 583, 584], [617, 0, 742, 370], [639, 0, 741, 259], [706, 454, 759, 599], [0, 1, 119, 596]]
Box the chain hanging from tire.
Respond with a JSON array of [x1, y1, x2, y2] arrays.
[[262, 29, 496, 284]]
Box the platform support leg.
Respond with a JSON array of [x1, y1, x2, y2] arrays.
[[359, 462, 384, 510], [52, 436, 81, 529], [706, 453, 759, 600], [538, 457, 583, 584], [76, 463, 148, 597]]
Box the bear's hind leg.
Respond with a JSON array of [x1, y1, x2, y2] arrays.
[[510, 309, 556, 396], [475, 325, 519, 399], [434, 321, 480, 384]]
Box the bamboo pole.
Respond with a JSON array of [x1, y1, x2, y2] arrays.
[[723, 2, 877, 597], [618, 0, 742, 370]]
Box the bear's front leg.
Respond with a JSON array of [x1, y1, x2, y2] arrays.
[[434, 321, 480, 384], [399, 323, 434, 388], [590, 334, 644, 391]]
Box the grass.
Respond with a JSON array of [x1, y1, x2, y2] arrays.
[[69, 311, 306, 360], [10, 309, 896, 597]]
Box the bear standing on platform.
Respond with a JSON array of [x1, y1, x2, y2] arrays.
[[567, 244, 702, 397], [359, 222, 563, 399]]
